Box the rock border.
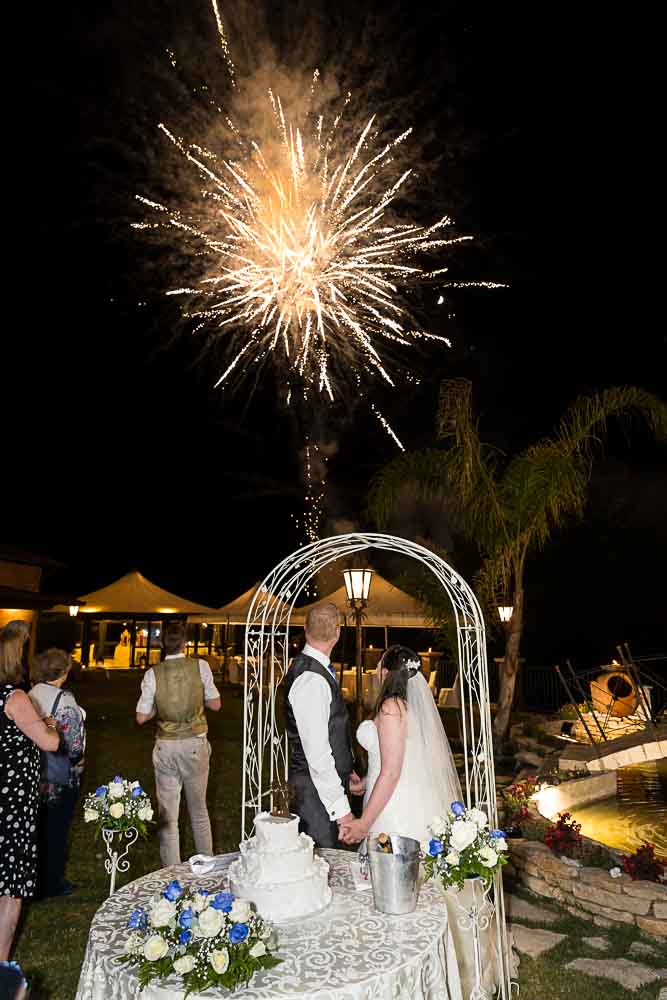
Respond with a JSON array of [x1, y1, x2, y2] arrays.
[[506, 839, 667, 939]]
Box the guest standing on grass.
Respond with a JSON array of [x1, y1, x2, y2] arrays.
[[30, 648, 86, 898], [0, 622, 59, 961], [136, 621, 221, 866]]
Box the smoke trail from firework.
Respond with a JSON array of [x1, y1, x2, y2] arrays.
[[133, 1, 503, 413]]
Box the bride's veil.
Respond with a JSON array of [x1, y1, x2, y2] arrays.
[[403, 670, 462, 837]]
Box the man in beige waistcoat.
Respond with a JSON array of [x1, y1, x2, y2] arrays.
[[136, 621, 221, 865]]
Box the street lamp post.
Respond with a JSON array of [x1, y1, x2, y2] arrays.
[[343, 568, 374, 723]]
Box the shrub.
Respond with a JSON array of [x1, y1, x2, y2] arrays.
[[543, 812, 582, 859], [619, 843, 667, 884]]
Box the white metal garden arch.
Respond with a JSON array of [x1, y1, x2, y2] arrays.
[[242, 532, 511, 998]]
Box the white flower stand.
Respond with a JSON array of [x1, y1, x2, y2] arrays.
[[102, 826, 139, 895]]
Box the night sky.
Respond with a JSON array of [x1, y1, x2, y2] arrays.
[[6, 0, 666, 665]]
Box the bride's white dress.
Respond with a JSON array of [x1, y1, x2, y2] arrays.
[[357, 675, 499, 998]]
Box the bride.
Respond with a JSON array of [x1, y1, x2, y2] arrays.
[[339, 644, 461, 846], [340, 645, 499, 998]]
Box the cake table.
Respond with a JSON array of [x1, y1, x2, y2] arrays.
[[75, 849, 463, 1000]]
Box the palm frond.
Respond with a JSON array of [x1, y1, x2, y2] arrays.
[[500, 385, 667, 553], [437, 378, 507, 548], [367, 449, 451, 527], [557, 386, 667, 453]]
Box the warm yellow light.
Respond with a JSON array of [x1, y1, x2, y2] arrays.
[[156, 607, 178, 614], [343, 568, 373, 603], [497, 606, 513, 623]]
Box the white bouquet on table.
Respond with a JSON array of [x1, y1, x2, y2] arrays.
[[83, 776, 154, 839], [421, 800, 508, 890], [119, 879, 282, 993]]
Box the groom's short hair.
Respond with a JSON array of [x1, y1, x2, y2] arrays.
[[305, 603, 340, 643]]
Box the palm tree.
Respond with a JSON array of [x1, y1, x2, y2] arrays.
[[368, 379, 667, 745]]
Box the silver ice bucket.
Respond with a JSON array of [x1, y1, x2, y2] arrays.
[[367, 834, 421, 915]]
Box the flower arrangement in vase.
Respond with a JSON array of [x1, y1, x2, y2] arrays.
[[422, 801, 508, 890], [83, 776, 154, 838], [119, 879, 281, 994]]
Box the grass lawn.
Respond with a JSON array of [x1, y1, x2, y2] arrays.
[[12, 672, 667, 999]]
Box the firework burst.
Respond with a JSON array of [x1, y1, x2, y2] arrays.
[[132, 2, 500, 406]]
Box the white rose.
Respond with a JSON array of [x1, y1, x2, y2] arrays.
[[192, 892, 210, 913], [468, 808, 488, 830], [138, 805, 153, 822], [149, 898, 176, 928], [174, 955, 196, 974], [109, 802, 125, 819], [449, 820, 478, 853], [230, 899, 252, 923], [84, 809, 99, 823], [609, 867, 622, 879], [210, 948, 230, 974], [249, 940, 266, 958], [125, 932, 144, 955], [445, 851, 460, 866], [130, 781, 140, 789], [195, 906, 224, 938], [478, 845, 498, 868], [494, 838, 508, 852], [143, 935, 169, 961], [108, 783, 125, 799]]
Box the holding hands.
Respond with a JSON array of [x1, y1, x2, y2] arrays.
[[338, 818, 369, 844]]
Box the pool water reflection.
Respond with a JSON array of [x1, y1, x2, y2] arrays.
[[571, 759, 667, 854]]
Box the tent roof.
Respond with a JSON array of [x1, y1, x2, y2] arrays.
[[188, 583, 292, 624], [290, 573, 427, 628], [78, 571, 219, 615]]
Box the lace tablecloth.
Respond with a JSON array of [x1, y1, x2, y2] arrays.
[[75, 850, 463, 1000]]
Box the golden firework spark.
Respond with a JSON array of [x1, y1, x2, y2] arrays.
[[134, 1, 502, 412]]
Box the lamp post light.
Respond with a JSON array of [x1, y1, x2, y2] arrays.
[[68, 604, 80, 618], [497, 605, 513, 624], [343, 568, 374, 723]]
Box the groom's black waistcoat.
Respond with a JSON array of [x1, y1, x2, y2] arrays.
[[283, 653, 353, 847]]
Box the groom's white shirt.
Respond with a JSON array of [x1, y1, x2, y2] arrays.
[[288, 643, 351, 822]]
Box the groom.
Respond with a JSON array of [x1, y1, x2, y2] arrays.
[[284, 602, 360, 847]]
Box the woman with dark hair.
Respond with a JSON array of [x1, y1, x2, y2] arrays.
[[339, 644, 461, 845], [0, 623, 59, 960]]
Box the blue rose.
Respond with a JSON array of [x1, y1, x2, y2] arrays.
[[127, 908, 147, 930], [451, 801, 466, 817], [113, 776, 123, 783], [131, 787, 144, 798], [179, 930, 192, 946], [428, 838, 444, 857], [95, 786, 107, 797], [163, 880, 183, 902], [178, 908, 194, 929], [211, 891, 234, 912], [229, 923, 249, 945], [490, 829, 506, 839]]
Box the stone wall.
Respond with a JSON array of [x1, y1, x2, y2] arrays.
[[507, 840, 667, 939]]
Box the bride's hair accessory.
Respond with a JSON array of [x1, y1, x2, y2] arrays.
[[405, 658, 421, 677]]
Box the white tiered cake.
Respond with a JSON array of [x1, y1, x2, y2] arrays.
[[229, 813, 331, 923]]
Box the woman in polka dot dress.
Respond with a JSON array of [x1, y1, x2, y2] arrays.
[[0, 621, 59, 960]]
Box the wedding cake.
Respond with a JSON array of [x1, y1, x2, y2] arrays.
[[228, 812, 331, 923]]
